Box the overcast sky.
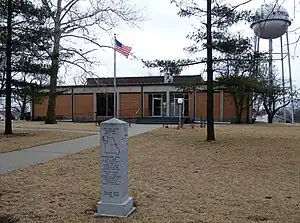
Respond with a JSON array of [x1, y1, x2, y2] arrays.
[[65, 0, 300, 88]]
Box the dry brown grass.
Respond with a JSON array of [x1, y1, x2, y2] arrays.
[[0, 121, 100, 132], [1, 124, 300, 223], [0, 130, 94, 153]]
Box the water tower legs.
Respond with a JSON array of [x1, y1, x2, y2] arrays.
[[268, 39, 273, 113], [254, 34, 260, 76], [268, 39, 273, 84], [286, 32, 295, 123], [280, 36, 287, 121], [254, 34, 260, 52], [253, 33, 295, 123]]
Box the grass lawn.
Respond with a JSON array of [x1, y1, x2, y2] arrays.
[[0, 124, 299, 222], [0, 130, 94, 153], [0, 120, 100, 132]]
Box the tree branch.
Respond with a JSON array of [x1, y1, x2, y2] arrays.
[[60, 0, 81, 22], [41, 0, 55, 19], [231, 0, 254, 10], [273, 101, 291, 115], [60, 59, 94, 76], [61, 34, 113, 50], [60, 47, 98, 63]]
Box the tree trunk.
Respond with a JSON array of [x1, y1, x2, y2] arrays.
[[20, 95, 27, 120], [45, 63, 58, 124], [206, 0, 215, 141], [4, 0, 13, 134], [45, 0, 62, 124], [31, 95, 35, 121], [268, 114, 273, 123], [246, 95, 250, 124], [233, 95, 242, 124], [235, 108, 242, 124]]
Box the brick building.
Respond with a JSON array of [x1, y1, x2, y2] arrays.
[[32, 75, 251, 123]]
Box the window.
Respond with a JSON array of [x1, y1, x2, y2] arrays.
[[96, 93, 115, 116], [169, 92, 189, 117]]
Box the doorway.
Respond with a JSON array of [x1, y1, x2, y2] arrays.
[[96, 93, 115, 116], [152, 97, 162, 116]]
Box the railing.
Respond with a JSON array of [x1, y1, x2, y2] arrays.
[[199, 116, 206, 128], [119, 108, 140, 127], [74, 112, 94, 117], [73, 112, 94, 122], [94, 108, 140, 126]]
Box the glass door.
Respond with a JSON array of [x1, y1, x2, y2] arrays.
[[152, 97, 162, 116]]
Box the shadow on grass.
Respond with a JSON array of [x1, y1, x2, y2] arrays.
[[0, 215, 19, 223], [0, 133, 33, 138]]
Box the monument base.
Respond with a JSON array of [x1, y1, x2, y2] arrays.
[[95, 196, 135, 217]]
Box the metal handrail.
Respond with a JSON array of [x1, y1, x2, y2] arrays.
[[135, 108, 140, 115], [94, 108, 140, 126]]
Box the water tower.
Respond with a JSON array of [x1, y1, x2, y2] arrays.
[[251, 3, 295, 123]]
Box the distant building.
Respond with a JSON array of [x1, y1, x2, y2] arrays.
[[32, 75, 251, 123]]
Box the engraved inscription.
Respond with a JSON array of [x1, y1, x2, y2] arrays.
[[100, 120, 129, 203]]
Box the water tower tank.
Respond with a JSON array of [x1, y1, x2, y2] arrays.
[[250, 4, 291, 39]]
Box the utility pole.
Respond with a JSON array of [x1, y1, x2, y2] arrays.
[[206, 0, 215, 141]]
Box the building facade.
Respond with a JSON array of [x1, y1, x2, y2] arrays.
[[33, 75, 250, 123]]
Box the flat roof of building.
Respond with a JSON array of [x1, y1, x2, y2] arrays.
[[69, 75, 206, 87]]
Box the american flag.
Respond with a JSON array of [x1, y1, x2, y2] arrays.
[[114, 39, 132, 58]]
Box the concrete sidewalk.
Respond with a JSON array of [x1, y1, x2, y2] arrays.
[[0, 124, 160, 173]]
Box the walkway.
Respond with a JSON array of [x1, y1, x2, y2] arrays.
[[0, 124, 160, 173]]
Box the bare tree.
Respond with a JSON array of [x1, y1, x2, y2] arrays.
[[143, 0, 253, 141], [73, 72, 88, 85], [294, 93, 300, 122], [40, 0, 145, 124], [11, 72, 49, 119], [258, 64, 293, 123]]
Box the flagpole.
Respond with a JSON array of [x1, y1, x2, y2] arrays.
[[113, 33, 117, 118]]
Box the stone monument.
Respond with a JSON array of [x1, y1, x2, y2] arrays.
[[95, 118, 135, 217]]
